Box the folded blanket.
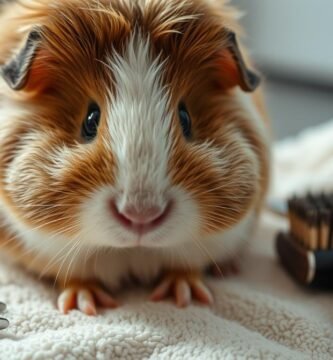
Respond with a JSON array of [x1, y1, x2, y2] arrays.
[[271, 119, 333, 200], [1, 120, 333, 359]]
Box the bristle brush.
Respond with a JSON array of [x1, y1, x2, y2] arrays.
[[276, 193, 333, 288]]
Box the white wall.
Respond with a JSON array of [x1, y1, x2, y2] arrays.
[[234, 0, 333, 85]]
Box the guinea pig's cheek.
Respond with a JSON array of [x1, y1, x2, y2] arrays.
[[78, 187, 118, 246], [169, 142, 255, 235], [158, 187, 202, 246]]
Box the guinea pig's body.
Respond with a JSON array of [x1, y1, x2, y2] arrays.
[[0, 0, 270, 313]]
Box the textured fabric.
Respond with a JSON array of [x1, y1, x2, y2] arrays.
[[271, 119, 333, 200], [1, 120, 333, 359]]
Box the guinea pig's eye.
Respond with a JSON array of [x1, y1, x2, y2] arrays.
[[81, 103, 101, 141], [178, 102, 192, 139]]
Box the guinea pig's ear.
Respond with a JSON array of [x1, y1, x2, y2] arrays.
[[216, 30, 261, 92], [0, 29, 42, 91]]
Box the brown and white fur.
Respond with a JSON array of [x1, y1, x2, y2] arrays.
[[0, 0, 270, 314]]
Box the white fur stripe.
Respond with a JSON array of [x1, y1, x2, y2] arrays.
[[106, 33, 172, 207]]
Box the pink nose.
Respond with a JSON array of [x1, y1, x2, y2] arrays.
[[109, 200, 172, 235], [121, 205, 163, 224]]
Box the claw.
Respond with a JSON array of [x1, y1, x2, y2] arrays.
[[150, 278, 173, 302], [191, 278, 214, 305], [77, 289, 97, 316], [57, 288, 77, 314], [92, 285, 119, 308], [57, 282, 119, 315], [150, 271, 213, 307]]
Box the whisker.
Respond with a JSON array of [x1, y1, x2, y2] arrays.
[[38, 223, 82, 279], [63, 228, 86, 287], [193, 239, 224, 278], [53, 235, 82, 288], [66, 235, 86, 285], [13, 204, 81, 209], [21, 214, 78, 229]]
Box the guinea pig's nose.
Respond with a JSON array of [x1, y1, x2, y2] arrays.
[[121, 205, 163, 224], [109, 200, 172, 234]]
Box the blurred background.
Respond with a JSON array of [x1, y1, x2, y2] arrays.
[[233, 0, 333, 139]]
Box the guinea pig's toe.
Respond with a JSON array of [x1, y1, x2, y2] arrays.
[[150, 277, 173, 302], [57, 282, 119, 315], [58, 288, 78, 314], [175, 279, 192, 307], [190, 278, 214, 305], [150, 271, 214, 307], [77, 289, 97, 315]]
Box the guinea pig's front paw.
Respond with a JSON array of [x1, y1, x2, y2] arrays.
[[57, 281, 119, 315], [150, 271, 213, 308]]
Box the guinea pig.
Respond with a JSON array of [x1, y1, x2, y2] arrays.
[[0, 0, 270, 315]]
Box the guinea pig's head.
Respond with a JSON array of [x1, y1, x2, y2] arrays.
[[0, 0, 269, 250]]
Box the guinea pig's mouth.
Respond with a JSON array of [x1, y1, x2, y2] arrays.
[[109, 200, 173, 239]]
